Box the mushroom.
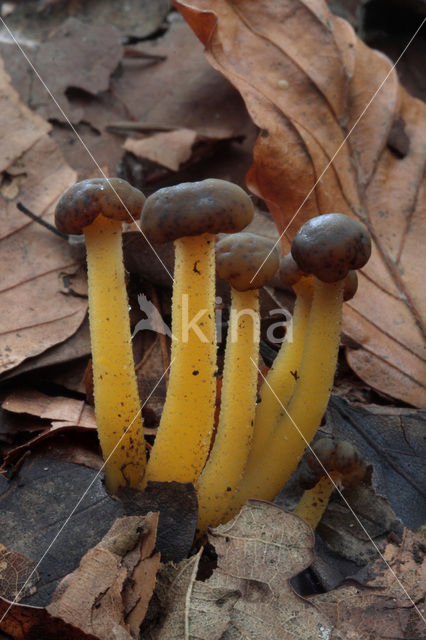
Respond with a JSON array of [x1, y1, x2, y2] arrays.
[[245, 254, 314, 465], [226, 213, 371, 513], [55, 178, 146, 493], [195, 232, 279, 534], [294, 438, 366, 529], [140, 179, 254, 484]]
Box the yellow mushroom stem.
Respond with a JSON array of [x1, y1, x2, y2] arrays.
[[145, 233, 216, 484], [293, 473, 339, 529], [196, 287, 260, 534], [245, 276, 314, 469], [84, 215, 145, 493], [227, 277, 345, 515]]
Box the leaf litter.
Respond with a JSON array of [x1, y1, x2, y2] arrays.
[[0, 1, 425, 638], [174, 0, 426, 408]]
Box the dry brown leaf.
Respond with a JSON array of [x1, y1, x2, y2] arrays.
[[0, 51, 86, 376], [312, 529, 426, 640], [0, 545, 39, 603], [123, 126, 242, 172], [28, 17, 122, 124], [151, 501, 333, 640], [1, 390, 97, 464], [206, 501, 332, 640], [0, 57, 50, 173], [123, 129, 199, 172], [0, 598, 99, 640], [47, 514, 161, 640], [149, 501, 424, 639], [174, 0, 426, 407], [3, 389, 94, 424], [151, 550, 239, 640]]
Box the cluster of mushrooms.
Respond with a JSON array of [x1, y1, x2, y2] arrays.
[[55, 177, 371, 535]]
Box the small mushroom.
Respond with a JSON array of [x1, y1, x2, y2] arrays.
[[228, 213, 371, 514], [291, 213, 371, 282], [140, 179, 254, 484], [294, 438, 366, 529], [196, 232, 279, 534], [248, 254, 314, 460], [55, 178, 146, 493]]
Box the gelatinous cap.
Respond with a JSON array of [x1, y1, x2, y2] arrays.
[[299, 438, 366, 489], [291, 214, 371, 282], [216, 232, 279, 291], [279, 253, 307, 289], [55, 178, 146, 235], [140, 179, 254, 243]]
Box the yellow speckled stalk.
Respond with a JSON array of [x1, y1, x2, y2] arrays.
[[84, 215, 145, 493], [294, 473, 338, 529], [246, 277, 314, 467], [145, 233, 216, 483], [228, 278, 344, 514], [196, 288, 260, 534]]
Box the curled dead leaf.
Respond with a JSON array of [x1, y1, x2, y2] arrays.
[[174, 0, 426, 407]]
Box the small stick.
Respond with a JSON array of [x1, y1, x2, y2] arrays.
[[122, 47, 167, 62], [17, 202, 69, 240], [106, 121, 180, 134]]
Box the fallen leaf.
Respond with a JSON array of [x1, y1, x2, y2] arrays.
[[0, 56, 50, 172], [47, 514, 161, 640], [149, 501, 333, 639], [0, 546, 39, 602], [117, 481, 198, 563], [0, 317, 91, 387], [21, 17, 122, 124], [2, 389, 95, 424], [0, 455, 129, 606], [148, 549, 239, 640], [0, 598, 99, 640], [1, 390, 98, 464], [0, 51, 86, 376], [326, 396, 426, 529], [147, 501, 425, 639], [174, 0, 426, 408], [2, 0, 170, 42], [312, 529, 426, 640], [124, 127, 238, 173], [315, 484, 403, 566]]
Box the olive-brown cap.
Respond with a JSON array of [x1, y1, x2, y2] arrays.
[[216, 232, 279, 291], [279, 253, 307, 289], [55, 178, 146, 235], [291, 214, 371, 282], [299, 438, 366, 489], [140, 179, 254, 243]]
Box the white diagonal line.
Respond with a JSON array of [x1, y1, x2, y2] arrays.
[[0, 17, 174, 283], [251, 357, 426, 624], [250, 16, 426, 283], [0, 358, 174, 624]]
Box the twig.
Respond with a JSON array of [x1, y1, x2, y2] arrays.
[[17, 202, 69, 240]]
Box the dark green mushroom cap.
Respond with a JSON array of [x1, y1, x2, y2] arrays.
[[299, 438, 366, 489], [291, 214, 371, 283], [216, 232, 279, 291], [55, 178, 146, 235], [140, 179, 254, 243], [279, 253, 308, 289]]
